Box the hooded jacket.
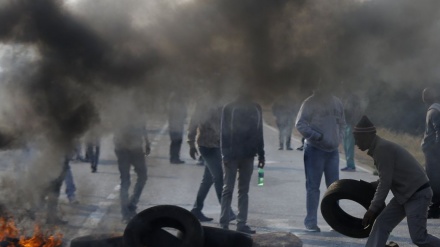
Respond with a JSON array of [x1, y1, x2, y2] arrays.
[[221, 98, 265, 162], [421, 103, 440, 152], [295, 92, 346, 152]]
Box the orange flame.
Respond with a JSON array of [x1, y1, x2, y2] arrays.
[[0, 217, 62, 247]]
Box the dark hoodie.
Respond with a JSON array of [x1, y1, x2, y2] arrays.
[[220, 97, 265, 162]]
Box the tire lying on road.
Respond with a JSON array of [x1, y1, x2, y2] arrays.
[[202, 226, 253, 247], [70, 234, 124, 247], [123, 205, 204, 247], [321, 179, 385, 238]]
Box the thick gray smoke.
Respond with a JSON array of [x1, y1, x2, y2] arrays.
[[0, 0, 439, 212]]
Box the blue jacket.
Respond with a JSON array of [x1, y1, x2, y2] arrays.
[[221, 98, 265, 162]]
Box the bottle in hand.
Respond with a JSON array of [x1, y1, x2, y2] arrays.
[[258, 168, 264, 186]]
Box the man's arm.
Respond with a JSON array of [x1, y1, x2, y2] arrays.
[[256, 104, 265, 168], [295, 100, 323, 141], [221, 104, 232, 161], [369, 151, 394, 212], [187, 104, 203, 159], [431, 109, 440, 144]]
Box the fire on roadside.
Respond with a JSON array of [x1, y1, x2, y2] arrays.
[[0, 217, 62, 247]]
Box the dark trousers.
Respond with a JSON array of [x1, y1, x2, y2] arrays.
[[220, 158, 254, 228], [425, 148, 440, 209], [169, 131, 183, 161], [115, 148, 147, 218], [193, 147, 224, 211], [46, 158, 69, 216], [86, 143, 100, 171]]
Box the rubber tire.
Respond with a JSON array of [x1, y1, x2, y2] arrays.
[[70, 234, 124, 247], [123, 205, 204, 247], [202, 226, 253, 247], [321, 179, 385, 238]]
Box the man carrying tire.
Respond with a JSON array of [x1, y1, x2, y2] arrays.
[[354, 115, 440, 247]]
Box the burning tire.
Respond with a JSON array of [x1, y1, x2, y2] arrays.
[[202, 226, 253, 247], [70, 234, 123, 247], [320, 179, 385, 238], [123, 205, 204, 247]]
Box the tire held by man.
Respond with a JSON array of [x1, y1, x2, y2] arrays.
[[321, 179, 385, 238]]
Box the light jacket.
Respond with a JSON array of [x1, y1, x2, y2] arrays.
[[295, 92, 346, 152], [421, 103, 440, 152]]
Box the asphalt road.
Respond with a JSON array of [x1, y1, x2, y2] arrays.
[[1, 114, 439, 247]]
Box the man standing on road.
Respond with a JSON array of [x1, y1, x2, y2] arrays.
[[422, 87, 440, 219], [219, 90, 265, 234], [168, 91, 187, 164], [341, 92, 362, 172], [272, 93, 296, 151], [187, 93, 236, 222], [114, 121, 150, 223], [354, 115, 440, 247], [295, 83, 345, 232]]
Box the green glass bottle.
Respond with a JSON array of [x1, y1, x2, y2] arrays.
[[258, 168, 264, 186]]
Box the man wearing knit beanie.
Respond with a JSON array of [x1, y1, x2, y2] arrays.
[[353, 115, 440, 246]]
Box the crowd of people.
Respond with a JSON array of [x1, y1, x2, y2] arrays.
[[13, 84, 440, 246]]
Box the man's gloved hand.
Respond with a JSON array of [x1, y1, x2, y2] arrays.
[[362, 209, 377, 228], [189, 147, 199, 160], [258, 159, 265, 169]]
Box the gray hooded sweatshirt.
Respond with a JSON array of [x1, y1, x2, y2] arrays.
[[295, 92, 346, 152]]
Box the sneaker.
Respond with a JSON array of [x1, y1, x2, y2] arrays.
[[278, 147, 284, 150], [69, 197, 80, 205], [305, 225, 321, 232], [386, 241, 399, 247], [170, 159, 185, 164], [190, 209, 213, 222], [229, 212, 237, 222], [296, 146, 304, 151], [286, 147, 293, 150], [236, 225, 256, 234], [341, 167, 356, 172]]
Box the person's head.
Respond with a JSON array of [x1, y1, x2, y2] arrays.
[[422, 87, 439, 106], [353, 115, 376, 152]]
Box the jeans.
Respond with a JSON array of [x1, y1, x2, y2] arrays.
[[220, 158, 254, 228], [115, 148, 147, 219], [192, 147, 224, 211], [46, 158, 69, 215], [343, 126, 356, 168], [169, 131, 183, 161], [64, 162, 76, 200], [424, 148, 440, 209], [303, 144, 339, 228], [86, 142, 100, 171], [366, 188, 440, 247], [276, 118, 293, 148]]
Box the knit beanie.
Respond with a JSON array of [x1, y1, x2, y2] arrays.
[[353, 115, 376, 134]]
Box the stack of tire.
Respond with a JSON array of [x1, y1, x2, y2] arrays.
[[70, 205, 253, 247], [320, 179, 385, 238]]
